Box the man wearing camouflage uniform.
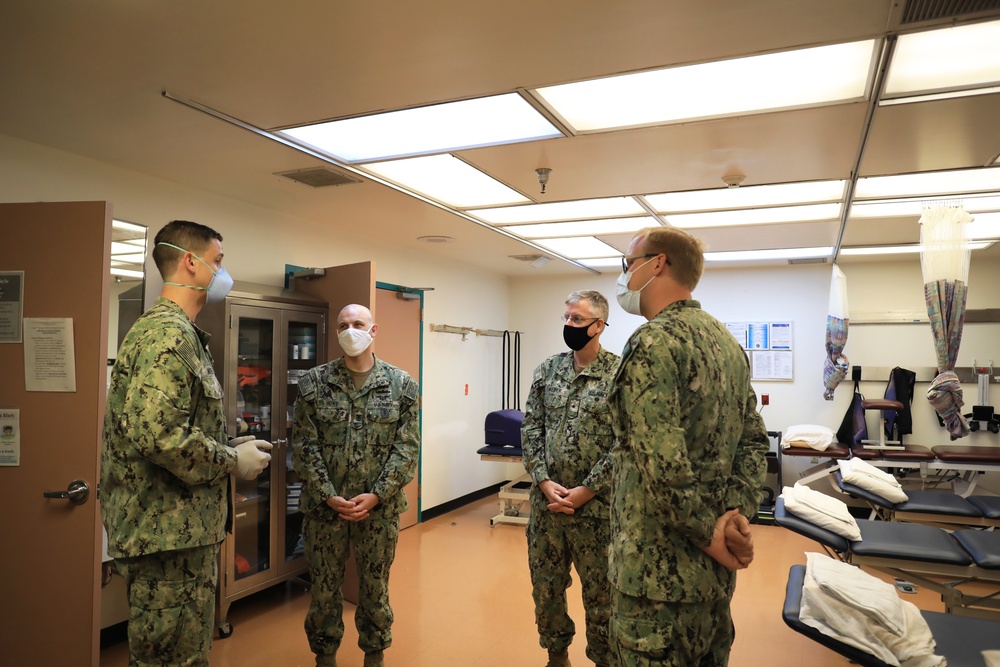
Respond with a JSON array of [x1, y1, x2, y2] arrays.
[[609, 226, 768, 667], [522, 290, 619, 667], [102, 220, 273, 667], [292, 304, 419, 667]]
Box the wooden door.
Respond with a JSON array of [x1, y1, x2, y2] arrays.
[[374, 287, 421, 529], [0, 201, 111, 666]]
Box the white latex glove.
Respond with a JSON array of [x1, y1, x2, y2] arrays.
[[233, 438, 273, 480], [229, 435, 256, 447]]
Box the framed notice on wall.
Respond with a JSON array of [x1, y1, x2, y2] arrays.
[[726, 320, 794, 381]]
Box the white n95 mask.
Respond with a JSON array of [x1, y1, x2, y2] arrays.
[[338, 325, 373, 356], [615, 257, 656, 316]]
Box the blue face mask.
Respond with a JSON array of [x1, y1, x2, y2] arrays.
[[158, 241, 234, 304]]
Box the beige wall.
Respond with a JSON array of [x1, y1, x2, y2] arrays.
[[0, 132, 512, 512]]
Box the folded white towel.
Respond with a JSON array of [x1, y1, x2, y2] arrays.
[[807, 551, 905, 635], [782, 485, 862, 541], [783, 424, 836, 451], [800, 553, 944, 667], [839, 460, 909, 504]]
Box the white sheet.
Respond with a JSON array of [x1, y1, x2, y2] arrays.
[[781, 484, 863, 542]]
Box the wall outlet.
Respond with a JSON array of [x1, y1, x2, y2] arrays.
[[810, 457, 819, 464]]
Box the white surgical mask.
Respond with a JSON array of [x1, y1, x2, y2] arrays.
[[338, 325, 374, 357], [615, 257, 656, 316], [158, 241, 234, 304]]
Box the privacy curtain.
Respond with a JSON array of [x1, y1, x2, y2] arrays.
[[921, 205, 973, 439], [823, 264, 849, 400]]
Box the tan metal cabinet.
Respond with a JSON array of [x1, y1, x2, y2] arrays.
[[199, 282, 328, 637]]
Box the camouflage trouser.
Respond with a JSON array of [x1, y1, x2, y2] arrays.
[[303, 512, 400, 657], [114, 543, 219, 667], [610, 588, 734, 667], [527, 507, 612, 666]]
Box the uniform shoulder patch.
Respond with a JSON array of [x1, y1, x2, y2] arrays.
[[402, 376, 419, 403], [174, 334, 203, 376], [298, 373, 317, 398]]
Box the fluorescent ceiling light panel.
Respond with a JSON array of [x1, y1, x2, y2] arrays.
[[362, 155, 529, 208], [578, 257, 627, 269], [667, 203, 841, 229], [841, 242, 992, 256], [968, 212, 1000, 240], [279, 93, 561, 163], [854, 167, 1000, 199], [112, 219, 146, 233], [504, 217, 655, 239], [472, 197, 646, 224], [110, 267, 145, 278], [850, 194, 1000, 218], [646, 180, 846, 212], [704, 246, 833, 262], [534, 40, 875, 132], [884, 19, 1000, 96], [880, 85, 1000, 106], [111, 253, 147, 265], [532, 237, 620, 258]]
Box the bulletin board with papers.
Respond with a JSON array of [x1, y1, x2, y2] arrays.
[[725, 321, 793, 381]]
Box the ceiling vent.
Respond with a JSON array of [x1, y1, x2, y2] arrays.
[[892, 0, 1000, 26], [509, 254, 545, 262], [788, 257, 827, 265], [276, 167, 361, 188]]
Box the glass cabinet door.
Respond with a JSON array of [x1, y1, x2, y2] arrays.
[[230, 307, 278, 586], [280, 312, 325, 575]]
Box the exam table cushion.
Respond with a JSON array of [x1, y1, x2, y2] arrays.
[[780, 486, 862, 542], [783, 424, 836, 451], [952, 530, 1000, 570], [839, 458, 908, 504], [968, 495, 1000, 520], [931, 444, 1000, 463], [781, 441, 851, 458], [838, 474, 983, 517], [476, 443, 522, 457], [852, 520, 973, 566], [878, 444, 935, 461]]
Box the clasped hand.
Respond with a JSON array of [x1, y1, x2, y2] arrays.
[[701, 508, 754, 571], [326, 493, 379, 521], [539, 479, 595, 514]]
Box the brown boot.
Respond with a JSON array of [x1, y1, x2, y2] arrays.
[[315, 652, 337, 667], [363, 650, 385, 667], [545, 648, 571, 667]]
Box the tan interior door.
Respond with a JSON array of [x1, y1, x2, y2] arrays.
[[0, 201, 111, 667], [374, 287, 421, 529]]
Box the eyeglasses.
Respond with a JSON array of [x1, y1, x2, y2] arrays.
[[621, 252, 669, 273], [562, 315, 600, 326]]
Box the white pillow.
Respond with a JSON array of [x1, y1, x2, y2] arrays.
[[783, 424, 836, 451], [800, 553, 943, 667], [781, 484, 862, 542], [839, 459, 909, 504]]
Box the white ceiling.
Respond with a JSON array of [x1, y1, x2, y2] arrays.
[[2, 0, 1000, 275]]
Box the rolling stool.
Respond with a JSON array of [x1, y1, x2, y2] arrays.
[[861, 398, 905, 450]]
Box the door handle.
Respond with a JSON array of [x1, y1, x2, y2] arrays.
[[43, 479, 90, 505]]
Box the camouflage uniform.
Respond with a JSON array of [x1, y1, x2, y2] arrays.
[[522, 348, 619, 666], [292, 356, 419, 659], [102, 297, 237, 667], [609, 300, 768, 667]]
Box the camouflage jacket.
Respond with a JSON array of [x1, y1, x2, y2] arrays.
[[101, 297, 236, 558], [609, 300, 768, 602], [521, 348, 619, 519], [292, 356, 419, 518]]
